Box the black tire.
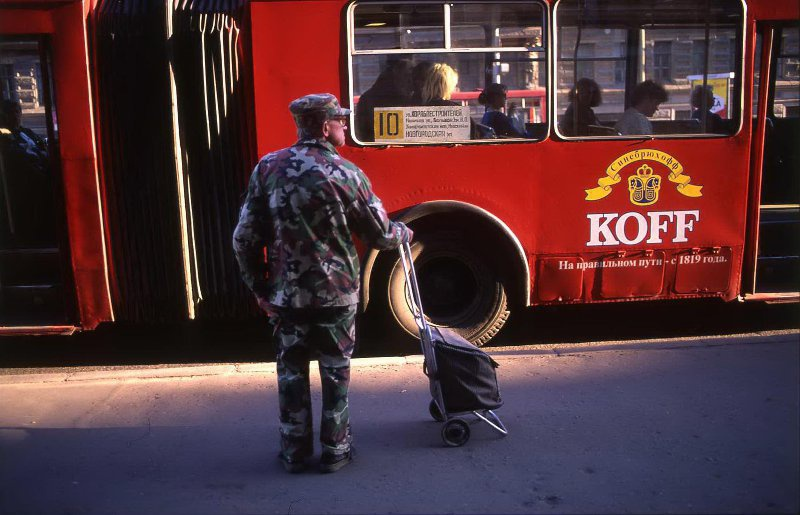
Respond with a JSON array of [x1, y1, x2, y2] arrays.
[[441, 418, 470, 447], [386, 236, 509, 346], [429, 399, 445, 422]]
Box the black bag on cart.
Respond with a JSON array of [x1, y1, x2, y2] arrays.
[[429, 326, 503, 413]]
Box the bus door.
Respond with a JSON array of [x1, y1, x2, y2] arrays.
[[750, 23, 800, 296], [0, 36, 74, 326]]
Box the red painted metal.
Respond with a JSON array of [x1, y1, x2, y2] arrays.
[[674, 247, 734, 294], [748, 1, 800, 21], [742, 25, 774, 296], [598, 251, 667, 299], [536, 257, 584, 302]]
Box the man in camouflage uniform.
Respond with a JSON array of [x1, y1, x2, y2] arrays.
[[233, 93, 412, 473]]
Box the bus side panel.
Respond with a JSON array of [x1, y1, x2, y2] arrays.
[[748, 1, 799, 22], [0, 8, 54, 33], [250, 0, 346, 156], [52, 1, 113, 328], [533, 136, 751, 303], [344, 143, 539, 244]]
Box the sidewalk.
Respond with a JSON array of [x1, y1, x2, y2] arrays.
[[2, 329, 795, 384], [1, 332, 798, 514]]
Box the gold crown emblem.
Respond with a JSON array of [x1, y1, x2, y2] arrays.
[[628, 164, 661, 206], [635, 164, 654, 178]]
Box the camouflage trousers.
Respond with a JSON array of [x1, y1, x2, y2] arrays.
[[269, 305, 356, 461]]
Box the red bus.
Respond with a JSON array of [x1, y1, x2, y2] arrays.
[[0, 0, 797, 345]]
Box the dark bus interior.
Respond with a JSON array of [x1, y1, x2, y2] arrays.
[[0, 36, 73, 327]]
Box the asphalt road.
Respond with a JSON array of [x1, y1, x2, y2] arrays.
[[0, 332, 798, 514]]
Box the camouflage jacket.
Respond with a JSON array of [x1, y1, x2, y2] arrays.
[[233, 138, 409, 308]]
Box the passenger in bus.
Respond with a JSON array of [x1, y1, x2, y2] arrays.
[[0, 99, 48, 174], [478, 83, 525, 138], [614, 80, 669, 136], [0, 99, 53, 245], [410, 61, 435, 105], [690, 85, 724, 133], [415, 63, 482, 139], [560, 78, 602, 136], [354, 59, 413, 142], [233, 93, 412, 474], [418, 63, 459, 106]]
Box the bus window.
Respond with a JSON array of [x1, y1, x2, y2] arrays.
[[555, 0, 744, 138], [773, 26, 799, 119], [761, 24, 800, 207], [348, 1, 547, 144]]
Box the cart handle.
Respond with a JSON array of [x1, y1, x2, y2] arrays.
[[398, 242, 432, 339]]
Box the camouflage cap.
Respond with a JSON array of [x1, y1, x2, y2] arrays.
[[289, 93, 351, 127]]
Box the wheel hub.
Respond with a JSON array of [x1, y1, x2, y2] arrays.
[[417, 255, 479, 321]]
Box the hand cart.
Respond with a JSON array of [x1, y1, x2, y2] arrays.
[[398, 241, 508, 446]]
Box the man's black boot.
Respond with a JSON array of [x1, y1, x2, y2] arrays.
[[319, 449, 353, 473], [278, 453, 308, 473]]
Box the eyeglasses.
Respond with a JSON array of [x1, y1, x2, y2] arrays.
[[330, 116, 349, 126]]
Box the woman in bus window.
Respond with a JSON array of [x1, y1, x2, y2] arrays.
[[419, 63, 459, 106], [560, 78, 602, 136], [416, 63, 480, 140], [478, 83, 525, 138]]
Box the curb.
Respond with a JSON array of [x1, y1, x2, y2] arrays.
[[0, 330, 796, 386]]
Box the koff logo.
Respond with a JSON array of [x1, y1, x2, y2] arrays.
[[627, 164, 661, 206]]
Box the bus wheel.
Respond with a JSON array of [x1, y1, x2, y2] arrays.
[[386, 237, 509, 346]]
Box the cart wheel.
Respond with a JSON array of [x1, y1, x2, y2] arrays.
[[429, 400, 444, 422], [441, 419, 470, 447]]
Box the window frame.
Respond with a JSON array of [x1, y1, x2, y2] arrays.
[[652, 40, 673, 84], [552, 0, 747, 141], [346, 0, 550, 146]]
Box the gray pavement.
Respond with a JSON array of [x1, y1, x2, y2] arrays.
[[0, 331, 798, 514]]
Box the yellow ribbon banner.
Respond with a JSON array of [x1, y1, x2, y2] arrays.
[[585, 149, 703, 201]]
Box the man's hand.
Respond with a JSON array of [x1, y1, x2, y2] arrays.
[[400, 222, 414, 244]]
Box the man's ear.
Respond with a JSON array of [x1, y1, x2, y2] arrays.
[[321, 120, 331, 139]]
